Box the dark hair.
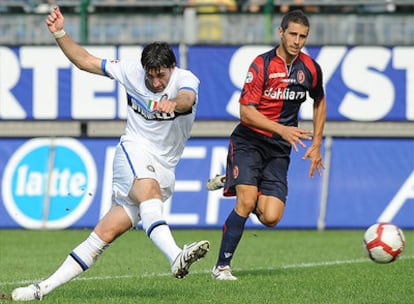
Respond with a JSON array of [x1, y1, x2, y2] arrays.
[[141, 42, 176, 72], [280, 9, 310, 31]]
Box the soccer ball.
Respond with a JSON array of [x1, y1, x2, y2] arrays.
[[363, 223, 405, 264]]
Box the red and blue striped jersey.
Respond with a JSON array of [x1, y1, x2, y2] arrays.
[[239, 46, 324, 137]]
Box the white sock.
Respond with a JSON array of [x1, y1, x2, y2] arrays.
[[139, 198, 181, 264], [39, 232, 109, 296]]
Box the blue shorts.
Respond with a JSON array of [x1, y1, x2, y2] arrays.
[[223, 124, 291, 203]]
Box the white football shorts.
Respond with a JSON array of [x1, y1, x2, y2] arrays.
[[111, 139, 175, 226]]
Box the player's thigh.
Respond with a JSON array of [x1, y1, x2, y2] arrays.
[[129, 178, 162, 203], [227, 141, 263, 185], [112, 141, 174, 203], [260, 156, 289, 203]]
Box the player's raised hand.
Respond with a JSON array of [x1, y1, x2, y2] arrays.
[[45, 6, 64, 33]]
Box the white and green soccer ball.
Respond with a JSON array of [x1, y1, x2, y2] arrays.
[[363, 223, 405, 264]]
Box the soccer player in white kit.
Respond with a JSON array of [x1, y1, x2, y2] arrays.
[[12, 6, 209, 301]]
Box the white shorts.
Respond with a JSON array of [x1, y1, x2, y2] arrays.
[[111, 139, 175, 226]]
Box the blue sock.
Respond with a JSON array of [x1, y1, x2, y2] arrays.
[[216, 209, 247, 266]]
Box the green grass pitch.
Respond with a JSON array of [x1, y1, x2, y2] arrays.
[[0, 229, 412, 303]]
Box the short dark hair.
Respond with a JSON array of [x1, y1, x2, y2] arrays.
[[141, 42, 176, 72], [280, 9, 310, 31]]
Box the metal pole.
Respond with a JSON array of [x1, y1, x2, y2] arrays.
[[317, 136, 333, 231], [80, 0, 90, 44], [264, 0, 273, 44], [42, 138, 56, 229]]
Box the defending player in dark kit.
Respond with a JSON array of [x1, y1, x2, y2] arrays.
[[209, 9, 326, 280]]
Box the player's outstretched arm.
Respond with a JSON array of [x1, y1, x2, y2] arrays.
[[157, 90, 196, 114], [302, 97, 326, 177], [45, 6, 104, 76]]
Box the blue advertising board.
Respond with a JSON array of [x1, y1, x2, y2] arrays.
[[1, 45, 413, 121], [326, 138, 414, 228], [0, 137, 412, 229]]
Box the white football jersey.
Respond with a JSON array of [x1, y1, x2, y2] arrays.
[[102, 59, 199, 169]]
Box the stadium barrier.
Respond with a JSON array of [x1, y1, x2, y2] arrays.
[[0, 44, 413, 230]]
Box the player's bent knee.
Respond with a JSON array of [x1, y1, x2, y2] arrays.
[[259, 214, 282, 227], [95, 226, 127, 243], [260, 219, 279, 228], [95, 230, 114, 243]]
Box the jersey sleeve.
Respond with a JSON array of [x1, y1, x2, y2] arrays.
[[309, 60, 325, 102], [102, 59, 141, 84], [239, 56, 265, 107], [177, 70, 200, 96]]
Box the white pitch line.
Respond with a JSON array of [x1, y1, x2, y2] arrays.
[[280, 257, 373, 269], [1, 255, 413, 287]]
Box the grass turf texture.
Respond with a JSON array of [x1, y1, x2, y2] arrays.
[[0, 229, 412, 303]]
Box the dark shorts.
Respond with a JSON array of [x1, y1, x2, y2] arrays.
[[223, 124, 291, 203]]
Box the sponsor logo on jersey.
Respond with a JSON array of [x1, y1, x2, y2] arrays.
[[264, 88, 306, 100], [297, 70, 305, 84], [2, 138, 97, 229], [127, 94, 192, 120], [269, 72, 286, 79], [245, 71, 253, 83], [280, 78, 297, 84], [129, 100, 177, 120], [127, 94, 187, 120]]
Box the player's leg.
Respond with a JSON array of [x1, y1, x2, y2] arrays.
[[112, 142, 181, 267], [117, 141, 209, 279], [129, 176, 209, 279], [11, 205, 132, 301], [254, 156, 288, 227], [136, 188, 210, 278], [212, 184, 257, 281], [212, 134, 262, 280], [137, 185, 209, 278], [129, 177, 183, 265], [255, 195, 285, 227]]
